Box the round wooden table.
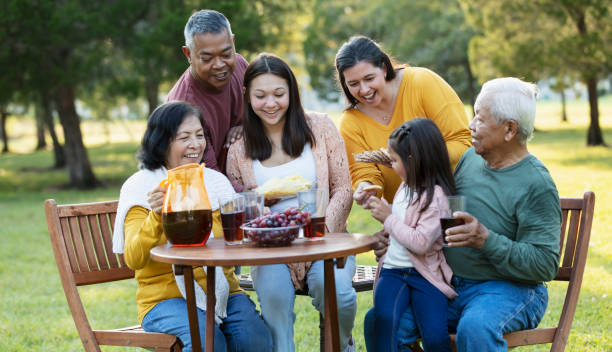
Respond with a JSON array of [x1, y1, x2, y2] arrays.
[[150, 232, 377, 352]]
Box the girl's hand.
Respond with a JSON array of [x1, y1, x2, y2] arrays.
[[372, 231, 390, 262], [147, 186, 167, 214], [367, 196, 392, 223], [354, 181, 379, 208]]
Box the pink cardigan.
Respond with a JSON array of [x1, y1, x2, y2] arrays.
[[226, 111, 353, 289], [380, 185, 458, 299]]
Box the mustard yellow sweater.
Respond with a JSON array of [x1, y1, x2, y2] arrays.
[[123, 206, 243, 323], [339, 67, 471, 203]]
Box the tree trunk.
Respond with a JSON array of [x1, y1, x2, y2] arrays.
[[41, 91, 65, 168], [145, 75, 160, 117], [54, 83, 99, 188], [35, 103, 47, 150], [567, 5, 605, 146], [560, 89, 568, 123], [0, 109, 8, 153], [585, 77, 604, 146]]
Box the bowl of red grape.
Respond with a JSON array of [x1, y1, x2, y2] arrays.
[[241, 206, 311, 246]]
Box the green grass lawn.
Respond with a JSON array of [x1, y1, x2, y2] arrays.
[[1, 99, 611, 351]]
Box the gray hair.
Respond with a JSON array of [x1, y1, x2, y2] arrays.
[[184, 10, 233, 50], [475, 77, 538, 144]]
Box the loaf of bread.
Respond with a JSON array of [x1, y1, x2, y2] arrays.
[[255, 175, 312, 198]]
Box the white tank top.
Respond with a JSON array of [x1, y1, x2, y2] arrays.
[[252, 143, 316, 213]]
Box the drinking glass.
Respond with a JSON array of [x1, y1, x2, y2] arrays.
[[297, 189, 328, 240], [439, 195, 466, 247], [240, 191, 265, 242], [219, 194, 246, 245]]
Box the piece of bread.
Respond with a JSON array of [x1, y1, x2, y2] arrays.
[[255, 175, 312, 198], [353, 148, 391, 165], [362, 184, 382, 191]]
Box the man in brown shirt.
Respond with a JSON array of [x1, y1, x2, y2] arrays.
[[166, 9, 247, 188]]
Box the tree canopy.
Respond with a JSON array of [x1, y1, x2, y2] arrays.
[[461, 0, 612, 145], [304, 0, 479, 106], [0, 0, 303, 188]]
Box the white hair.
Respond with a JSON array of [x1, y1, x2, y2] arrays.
[[475, 77, 538, 144], [184, 10, 233, 50]]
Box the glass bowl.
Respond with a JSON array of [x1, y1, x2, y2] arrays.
[[240, 223, 302, 246]]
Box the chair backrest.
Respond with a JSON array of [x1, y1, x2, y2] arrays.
[[550, 191, 595, 350], [45, 199, 131, 352]]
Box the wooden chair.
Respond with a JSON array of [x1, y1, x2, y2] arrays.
[[238, 262, 377, 351], [45, 199, 181, 352], [408, 191, 596, 351]]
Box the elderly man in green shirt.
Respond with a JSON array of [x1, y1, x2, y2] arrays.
[[364, 77, 561, 352]]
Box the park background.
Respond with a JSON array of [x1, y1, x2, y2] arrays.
[[1, 1, 610, 351]]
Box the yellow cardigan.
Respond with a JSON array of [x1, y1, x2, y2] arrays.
[[340, 67, 471, 203], [123, 206, 243, 323]]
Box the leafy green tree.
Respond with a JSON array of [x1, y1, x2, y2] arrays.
[[461, 0, 612, 146], [1, 0, 150, 187]]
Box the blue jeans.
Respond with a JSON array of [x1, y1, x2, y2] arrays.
[[251, 255, 357, 352], [142, 293, 273, 352], [364, 277, 548, 352], [373, 268, 450, 352]]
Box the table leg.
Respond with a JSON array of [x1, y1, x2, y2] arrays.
[[182, 265, 202, 352], [323, 259, 340, 352], [205, 266, 216, 352]]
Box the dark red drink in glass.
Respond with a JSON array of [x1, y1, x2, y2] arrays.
[[440, 217, 465, 246], [304, 216, 326, 239], [221, 210, 245, 244]]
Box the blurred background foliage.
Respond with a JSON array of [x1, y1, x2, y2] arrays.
[[0, 0, 610, 188]]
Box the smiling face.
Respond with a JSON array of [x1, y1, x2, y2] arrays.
[[342, 61, 388, 107], [182, 29, 236, 92], [166, 115, 206, 169], [247, 73, 290, 129]]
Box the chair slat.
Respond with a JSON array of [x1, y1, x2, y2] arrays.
[[88, 214, 110, 270], [60, 217, 79, 273], [561, 210, 580, 269], [78, 215, 99, 271], [57, 201, 119, 216], [94, 327, 179, 348], [100, 211, 120, 268], [74, 266, 134, 286], [558, 208, 569, 255], [555, 267, 571, 281], [67, 216, 90, 273], [560, 197, 582, 210]]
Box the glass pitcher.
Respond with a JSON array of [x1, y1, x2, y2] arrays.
[[161, 163, 213, 246]]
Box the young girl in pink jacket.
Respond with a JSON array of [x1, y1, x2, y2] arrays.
[[366, 118, 458, 352]]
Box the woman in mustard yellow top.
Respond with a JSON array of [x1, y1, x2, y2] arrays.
[[335, 36, 471, 205], [112, 101, 272, 352]]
